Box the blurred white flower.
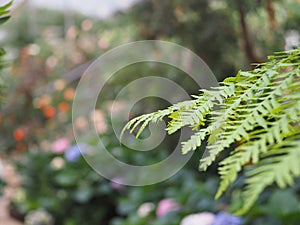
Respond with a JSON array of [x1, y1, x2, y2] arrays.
[[53, 79, 66, 91], [78, 36, 95, 52], [107, 100, 127, 117], [81, 19, 93, 31], [12, 188, 27, 203], [75, 116, 89, 131], [28, 44, 40, 56], [50, 157, 65, 170], [25, 209, 54, 225], [90, 109, 108, 134], [180, 212, 216, 225], [66, 26, 78, 40], [97, 38, 110, 49], [285, 30, 300, 50], [46, 56, 58, 68], [137, 202, 155, 217]]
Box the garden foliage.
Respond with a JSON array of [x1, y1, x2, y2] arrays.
[[123, 48, 300, 214], [0, 1, 11, 194], [2, 1, 300, 224], [0, 1, 11, 103]]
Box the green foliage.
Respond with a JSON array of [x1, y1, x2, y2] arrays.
[[0, 1, 11, 19], [123, 48, 300, 215], [0, 1, 11, 104], [112, 171, 220, 225], [0, 1, 11, 195], [129, 0, 300, 78], [13, 150, 119, 225], [0, 175, 6, 195]]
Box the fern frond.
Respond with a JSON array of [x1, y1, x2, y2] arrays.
[[236, 133, 300, 215], [216, 106, 299, 199], [122, 48, 300, 214], [181, 127, 210, 154], [166, 95, 211, 135], [175, 85, 236, 154], [120, 108, 171, 139], [120, 98, 202, 139], [200, 72, 296, 170]]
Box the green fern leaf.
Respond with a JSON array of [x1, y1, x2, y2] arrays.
[[123, 48, 300, 215]]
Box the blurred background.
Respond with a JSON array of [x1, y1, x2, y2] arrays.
[[0, 0, 299, 225]]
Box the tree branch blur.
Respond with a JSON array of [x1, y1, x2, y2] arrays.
[[236, 0, 261, 64]]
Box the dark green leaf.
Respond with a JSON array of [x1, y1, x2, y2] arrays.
[[0, 16, 10, 25]]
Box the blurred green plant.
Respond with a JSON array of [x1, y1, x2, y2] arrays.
[[129, 0, 300, 78], [0, 0, 11, 103], [110, 174, 300, 225], [123, 48, 300, 215], [1, 0, 299, 154], [111, 171, 220, 225], [12, 149, 119, 225], [0, 0, 12, 196], [0, 175, 5, 196], [1, 1, 300, 224]]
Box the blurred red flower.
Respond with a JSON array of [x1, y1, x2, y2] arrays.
[[13, 128, 25, 141], [43, 106, 56, 118], [58, 102, 70, 113]]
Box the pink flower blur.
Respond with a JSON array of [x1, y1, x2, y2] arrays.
[[156, 198, 181, 217], [52, 138, 70, 154], [110, 177, 125, 191]]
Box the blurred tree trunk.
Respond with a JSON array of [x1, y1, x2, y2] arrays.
[[266, 0, 277, 29], [236, 0, 261, 64]]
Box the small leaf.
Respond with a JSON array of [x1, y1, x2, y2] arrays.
[[0, 16, 10, 25], [0, 1, 12, 11]]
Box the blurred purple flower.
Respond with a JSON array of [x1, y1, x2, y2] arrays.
[[110, 177, 125, 191], [211, 212, 242, 225], [64, 144, 87, 162], [52, 138, 70, 154], [156, 198, 181, 217]]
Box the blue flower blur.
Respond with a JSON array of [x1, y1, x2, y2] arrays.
[[64, 144, 86, 162], [211, 212, 242, 225]]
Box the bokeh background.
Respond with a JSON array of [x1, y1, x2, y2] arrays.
[[0, 0, 299, 225]]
